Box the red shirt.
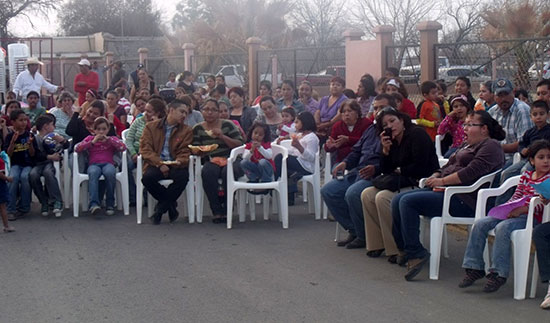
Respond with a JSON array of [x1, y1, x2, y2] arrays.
[[324, 117, 371, 163], [400, 98, 417, 120], [244, 142, 275, 170], [74, 71, 99, 106]]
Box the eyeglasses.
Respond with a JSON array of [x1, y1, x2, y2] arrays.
[[462, 123, 484, 128]]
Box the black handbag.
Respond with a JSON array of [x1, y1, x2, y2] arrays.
[[372, 173, 416, 192]]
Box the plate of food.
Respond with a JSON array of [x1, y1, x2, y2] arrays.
[[162, 160, 179, 165], [188, 144, 219, 154]]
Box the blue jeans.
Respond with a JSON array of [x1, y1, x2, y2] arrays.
[[321, 170, 372, 240], [274, 155, 311, 194], [8, 165, 32, 213], [240, 159, 274, 182], [87, 163, 116, 209], [392, 188, 474, 259], [462, 215, 528, 278]]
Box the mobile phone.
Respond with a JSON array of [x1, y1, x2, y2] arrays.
[[383, 127, 392, 138], [336, 171, 344, 180]]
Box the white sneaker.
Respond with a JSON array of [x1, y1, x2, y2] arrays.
[[541, 294, 550, 309], [106, 207, 115, 216], [90, 206, 101, 215]]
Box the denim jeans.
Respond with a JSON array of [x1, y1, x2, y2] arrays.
[[533, 222, 550, 282], [8, 165, 32, 213], [321, 170, 372, 240], [87, 163, 116, 209], [240, 159, 274, 182], [462, 215, 528, 278], [392, 188, 474, 259], [29, 163, 63, 205], [274, 155, 310, 193]]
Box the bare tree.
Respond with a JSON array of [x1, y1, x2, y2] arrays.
[[290, 0, 349, 47], [0, 0, 59, 40], [353, 0, 441, 45], [442, 0, 484, 44]]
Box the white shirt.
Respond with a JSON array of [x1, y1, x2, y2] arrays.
[[288, 132, 319, 173], [13, 70, 58, 98]]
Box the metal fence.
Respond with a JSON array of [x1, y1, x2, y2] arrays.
[[257, 46, 345, 97], [435, 37, 550, 96], [144, 56, 186, 87], [385, 44, 423, 104], [191, 52, 248, 90]]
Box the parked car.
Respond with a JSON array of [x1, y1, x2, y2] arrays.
[[215, 64, 282, 88], [295, 65, 346, 86], [438, 66, 491, 84], [528, 62, 550, 80]]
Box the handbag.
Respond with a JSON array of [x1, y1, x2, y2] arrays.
[[372, 173, 416, 192]]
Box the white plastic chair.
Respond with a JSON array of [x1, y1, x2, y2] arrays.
[[72, 151, 130, 217], [323, 151, 332, 220], [226, 144, 289, 229], [419, 169, 501, 280], [434, 135, 449, 167], [476, 175, 544, 300], [279, 139, 322, 220], [121, 129, 129, 142], [135, 155, 195, 224]]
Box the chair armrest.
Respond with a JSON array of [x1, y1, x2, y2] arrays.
[[228, 145, 245, 163], [474, 175, 521, 221]]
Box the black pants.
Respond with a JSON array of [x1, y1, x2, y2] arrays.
[[201, 160, 243, 216], [142, 166, 189, 209], [534, 222, 550, 282]]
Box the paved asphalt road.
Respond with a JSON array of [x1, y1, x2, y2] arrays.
[[1, 201, 549, 323]]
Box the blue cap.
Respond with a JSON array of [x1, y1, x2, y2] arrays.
[[492, 78, 514, 95]]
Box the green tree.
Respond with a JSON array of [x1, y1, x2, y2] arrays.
[[58, 0, 162, 36]]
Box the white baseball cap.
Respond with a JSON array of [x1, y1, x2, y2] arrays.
[[77, 59, 91, 66]]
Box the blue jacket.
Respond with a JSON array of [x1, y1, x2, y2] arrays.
[[343, 124, 381, 173]]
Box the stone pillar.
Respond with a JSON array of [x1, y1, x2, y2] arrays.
[[60, 56, 66, 88], [138, 48, 149, 68], [246, 37, 261, 101], [373, 26, 396, 77], [418, 21, 442, 83], [183, 43, 196, 73], [105, 52, 114, 88], [271, 54, 278, 88]]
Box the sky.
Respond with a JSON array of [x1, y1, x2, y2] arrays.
[[8, 0, 175, 37]]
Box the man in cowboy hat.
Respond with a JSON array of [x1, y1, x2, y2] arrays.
[[74, 58, 99, 106], [12, 57, 63, 105]]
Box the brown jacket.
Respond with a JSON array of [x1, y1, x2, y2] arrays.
[[139, 117, 192, 173]]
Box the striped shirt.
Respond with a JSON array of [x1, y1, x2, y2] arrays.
[[510, 170, 550, 223], [488, 98, 533, 160], [192, 120, 244, 158], [125, 116, 146, 157]]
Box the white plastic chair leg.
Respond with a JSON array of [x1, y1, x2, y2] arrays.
[[303, 181, 308, 203], [262, 194, 269, 220], [530, 256, 539, 299], [512, 231, 530, 300], [334, 222, 341, 241], [238, 190, 246, 222], [226, 187, 235, 229], [442, 227, 449, 258], [429, 217, 444, 280]]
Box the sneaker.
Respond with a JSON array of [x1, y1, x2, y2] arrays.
[[405, 253, 430, 281], [106, 207, 115, 216], [90, 205, 101, 215], [345, 238, 366, 249], [540, 293, 550, 309], [458, 269, 486, 288], [7, 213, 17, 221], [483, 273, 507, 293], [336, 233, 356, 247], [53, 201, 63, 213], [41, 204, 49, 216], [3, 226, 15, 233]]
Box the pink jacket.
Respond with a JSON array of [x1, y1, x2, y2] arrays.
[[75, 135, 126, 165]]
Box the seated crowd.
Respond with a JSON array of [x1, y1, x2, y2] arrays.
[[3, 62, 550, 309]]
